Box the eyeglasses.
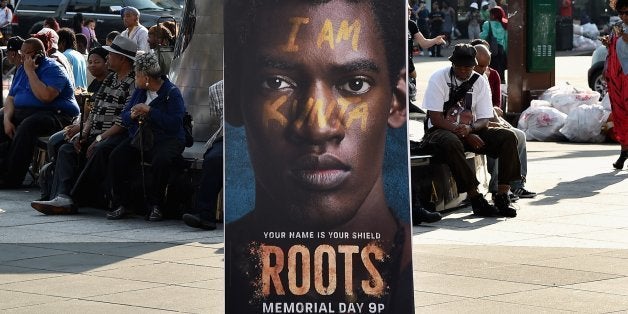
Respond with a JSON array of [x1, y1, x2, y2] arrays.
[[618, 10, 628, 16]]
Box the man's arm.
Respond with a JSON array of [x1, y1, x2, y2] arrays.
[[413, 32, 446, 49], [3, 96, 16, 138], [23, 59, 60, 103]]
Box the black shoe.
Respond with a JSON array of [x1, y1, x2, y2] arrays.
[[415, 207, 442, 225], [613, 150, 628, 169], [107, 205, 129, 220], [182, 213, 217, 230], [494, 193, 517, 217], [471, 194, 499, 217], [147, 205, 163, 221]]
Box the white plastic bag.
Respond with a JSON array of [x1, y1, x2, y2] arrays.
[[518, 106, 567, 141], [550, 90, 600, 114], [601, 93, 611, 111], [559, 104, 609, 143], [581, 23, 600, 40], [539, 83, 576, 102]]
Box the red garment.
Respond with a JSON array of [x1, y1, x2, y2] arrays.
[[487, 67, 502, 108], [605, 35, 628, 146], [559, 0, 572, 17]]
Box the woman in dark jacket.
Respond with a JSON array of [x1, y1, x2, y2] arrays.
[[106, 51, 185, 221]]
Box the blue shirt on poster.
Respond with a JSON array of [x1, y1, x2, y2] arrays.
[[9, 57, 80, 116]]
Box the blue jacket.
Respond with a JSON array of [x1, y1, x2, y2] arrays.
[[121, 78, 185, 145]]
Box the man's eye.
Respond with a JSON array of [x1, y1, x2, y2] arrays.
[[262, 77, 294, 90], [339, 78, 371, 94]]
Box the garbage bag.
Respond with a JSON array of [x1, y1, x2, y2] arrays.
[[559, 104, 610, 143], [518, 106, 568, 141]]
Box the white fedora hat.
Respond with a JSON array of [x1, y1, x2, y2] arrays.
[[103, 35, 138, 60]]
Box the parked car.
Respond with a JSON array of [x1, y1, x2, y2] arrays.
[[588, 44, 608, 99], [12, 0, 180, 45]]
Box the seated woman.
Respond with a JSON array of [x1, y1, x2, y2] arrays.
[[106, 51, 186, 221]]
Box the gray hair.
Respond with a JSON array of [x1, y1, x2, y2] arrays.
[[134, 51, 161, 77]]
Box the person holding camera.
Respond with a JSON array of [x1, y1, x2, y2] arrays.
[[0, 38, 79, 188]]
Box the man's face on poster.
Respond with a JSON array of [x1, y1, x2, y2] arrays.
[[238, 1, 400, 228]]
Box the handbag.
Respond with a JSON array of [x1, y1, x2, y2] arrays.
[[131, 117, 154, 151]]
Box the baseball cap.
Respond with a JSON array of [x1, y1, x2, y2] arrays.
[[7, 36, 25, 52]]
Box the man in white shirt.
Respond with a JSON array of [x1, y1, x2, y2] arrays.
[[0, 0, 12, 45], [421, 44, 519, 217], [120, 6, 149, 52]]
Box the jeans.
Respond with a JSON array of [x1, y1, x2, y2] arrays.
[[488, 126, 527, 192]]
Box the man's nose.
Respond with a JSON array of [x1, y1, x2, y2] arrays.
[[289, 82, 345, 145]]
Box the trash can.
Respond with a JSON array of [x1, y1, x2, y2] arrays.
[[556, 16, 573, 51]]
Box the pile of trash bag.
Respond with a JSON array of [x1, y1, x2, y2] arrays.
[[518, 83, 610, 143], [572, 23, 602, 51]]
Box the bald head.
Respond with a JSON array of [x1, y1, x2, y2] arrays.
[[473, 44, 491, 76]]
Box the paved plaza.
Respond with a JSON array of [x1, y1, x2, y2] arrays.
[[1, 141, 627, 313]]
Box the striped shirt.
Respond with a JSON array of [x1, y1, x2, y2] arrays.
[[88, 71, 135, 135]]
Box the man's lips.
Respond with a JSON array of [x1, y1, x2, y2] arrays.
[[290, 154, 350, 190]]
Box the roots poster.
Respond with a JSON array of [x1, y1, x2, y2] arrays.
[[224, 0, 413, 312]]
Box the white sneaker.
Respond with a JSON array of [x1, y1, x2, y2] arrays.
[[31, 195, 76, 215]]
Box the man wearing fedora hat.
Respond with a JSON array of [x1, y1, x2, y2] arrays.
[[420, 43, 520, 217], [30, 35, 138, 214]]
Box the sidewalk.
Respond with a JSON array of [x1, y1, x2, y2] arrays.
[[1, 141, 627, 313]]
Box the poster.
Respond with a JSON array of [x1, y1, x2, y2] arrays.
[[224, 0, 413, 313]]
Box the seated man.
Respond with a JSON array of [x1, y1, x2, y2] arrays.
[[0, 38, 79, 188], [420, 44, 519, 217], [30, 36, 138, 214], [182, 80, 223, 230], [471, 41, 536, 200]]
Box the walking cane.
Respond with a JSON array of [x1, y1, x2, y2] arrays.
[[138, 116, 148, 206]]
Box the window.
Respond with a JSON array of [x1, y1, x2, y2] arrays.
[[16, 0, 60, 11], [68, 0, 97, 13]]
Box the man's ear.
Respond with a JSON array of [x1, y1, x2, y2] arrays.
[[388, 68, 407, 129]]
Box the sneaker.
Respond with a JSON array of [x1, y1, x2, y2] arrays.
[[494, 193, 517, 217], [471, 194, 499, 217], [31, 195, 77, 215], [147, 205, 164, 222], [419, 51, 425, 56], [512, 187, 537, 198]]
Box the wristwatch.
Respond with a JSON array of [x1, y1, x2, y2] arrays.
[[96, 134, 103, 142]]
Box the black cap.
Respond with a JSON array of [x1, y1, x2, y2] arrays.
[[7, 36, 25, 52], [449, 43, 478, 67]]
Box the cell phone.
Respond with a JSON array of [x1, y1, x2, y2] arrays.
[[33, 52, 45, 65]]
